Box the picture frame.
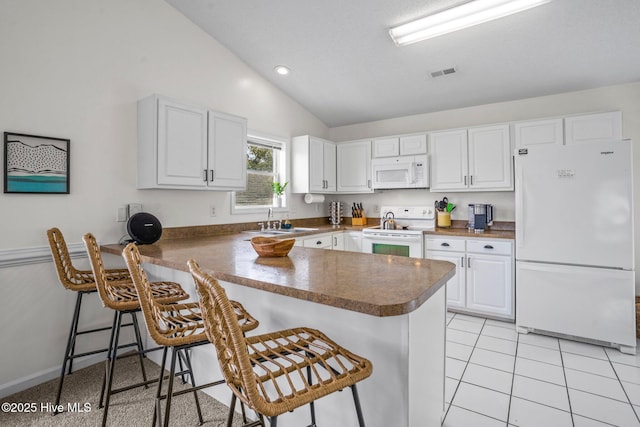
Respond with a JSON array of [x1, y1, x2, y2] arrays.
[[4, 132, 70, 194]]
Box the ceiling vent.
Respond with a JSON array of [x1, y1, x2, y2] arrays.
[[430, 66, 457, 78]]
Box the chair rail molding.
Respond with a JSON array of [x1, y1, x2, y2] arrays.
[[0, 242, 86, 268]]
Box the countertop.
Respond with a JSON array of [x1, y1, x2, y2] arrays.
[[424, 227, 515, 240], [102, 232, 455, 317]]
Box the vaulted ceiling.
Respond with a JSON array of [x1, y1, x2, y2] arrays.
[[165, 0, 640, 127]]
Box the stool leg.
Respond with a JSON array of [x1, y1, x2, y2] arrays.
[[101, 310, 123, 427], [99, 311, 119, 409], [130, 311, 149, 387], [226, 393, 236, 427], [163, 347, 178, 427], [66, 292, 84, 375], [181, 348, 203, 425], [306, 364, 316, 426], [268, 416, 278, 427], [53, 292, 83, 413], [153, 346, 169, 427], [350, 384, 366, 427]]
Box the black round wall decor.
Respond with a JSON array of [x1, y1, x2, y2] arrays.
[[127, 212, 162, 244]]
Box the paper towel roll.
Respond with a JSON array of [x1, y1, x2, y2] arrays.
[[304, 193, 325, 204]]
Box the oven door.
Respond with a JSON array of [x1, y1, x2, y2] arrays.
[[361, 233, 423, 258]]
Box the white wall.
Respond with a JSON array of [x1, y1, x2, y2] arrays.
[[0, 0, 328, 395]]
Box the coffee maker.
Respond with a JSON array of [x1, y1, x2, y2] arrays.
[[468, 204, 494, 232]]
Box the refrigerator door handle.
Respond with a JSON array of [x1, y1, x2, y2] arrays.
[[515, 164, 524, 248]]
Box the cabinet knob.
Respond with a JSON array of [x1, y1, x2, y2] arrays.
[[316, 241, 322, 245], [484, 244, 494, 249], [441, 242, 450, 247]]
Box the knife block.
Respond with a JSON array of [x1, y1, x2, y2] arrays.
[[351, 215, 367, 226]]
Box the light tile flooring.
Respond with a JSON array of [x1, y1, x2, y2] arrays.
[[443, 312, 640, 427]]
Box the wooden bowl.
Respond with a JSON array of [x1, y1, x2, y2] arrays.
[[250, 236, 295, 257]]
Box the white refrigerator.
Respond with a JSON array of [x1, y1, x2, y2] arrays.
[[515, 139, 636, 354]]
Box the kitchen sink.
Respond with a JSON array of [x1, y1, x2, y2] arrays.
[[243, 227, 319, 236]]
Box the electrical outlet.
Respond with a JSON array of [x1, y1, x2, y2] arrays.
[[116, 206, 128, 222], [210, 205, 216, 217], [128, 203, 143, 217]]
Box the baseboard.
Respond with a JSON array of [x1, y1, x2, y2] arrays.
[[0, 354, 105, 400]]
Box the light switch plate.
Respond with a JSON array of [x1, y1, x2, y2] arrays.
[[128, 203, 143, 217], [116, 206, 128, 222]]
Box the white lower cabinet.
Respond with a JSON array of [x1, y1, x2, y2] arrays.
[[426, 236, 514, 320], [343, 231, 362, 252], [294, 232, 343, 250]]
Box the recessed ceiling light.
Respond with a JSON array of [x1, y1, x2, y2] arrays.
[[389, 0, 551, 46], [274, 65, 290, 76]]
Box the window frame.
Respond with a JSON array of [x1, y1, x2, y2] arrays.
[[231, 131, 289, 215]]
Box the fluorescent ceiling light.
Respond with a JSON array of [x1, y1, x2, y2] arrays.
[[389, 0, 551, 46], [274, 65, 290, 76]]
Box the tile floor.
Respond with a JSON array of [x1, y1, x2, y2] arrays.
[[443, 312, 640, 427]]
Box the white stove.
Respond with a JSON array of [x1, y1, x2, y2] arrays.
[[361, 206, 435, 258]]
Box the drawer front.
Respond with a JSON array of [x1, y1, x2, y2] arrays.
[[467, 239, 513, 256], [303, 234, 333, 249], [425, 237, 465, 252]]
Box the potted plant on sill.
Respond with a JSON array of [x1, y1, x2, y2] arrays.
[[272, 181, 288, 208]]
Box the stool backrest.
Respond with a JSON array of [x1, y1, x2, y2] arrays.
[[47, 227, 95, 291], [122, 243, 201, 347], [83, 233, 137, 310], [188, 260, 258, 410]]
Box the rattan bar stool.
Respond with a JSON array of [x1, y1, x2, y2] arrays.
[[122, 243, 259, 427], [83, 233, 189, 427], [188, 260, 373, 427], [47, 227, 134, 412]]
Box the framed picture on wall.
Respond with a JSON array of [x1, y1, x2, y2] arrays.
[[4, 132, 70, 194]]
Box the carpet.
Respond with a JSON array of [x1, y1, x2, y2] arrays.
[[0, 353, 245, 426]]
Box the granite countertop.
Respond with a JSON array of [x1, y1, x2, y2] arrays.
[[102, 232, 455, 317], [424, 220, 515, 240]]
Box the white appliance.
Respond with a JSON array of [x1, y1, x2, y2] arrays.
[[371, 155, 429, 189], [515, 139, 636, 353], [362, 206, 435, 258]]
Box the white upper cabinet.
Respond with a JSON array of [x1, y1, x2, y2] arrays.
[[399, 134, 427, 155], [208, 112, 248, 189], [373, 134, 427, 157], [137, 94, 247, 190], [467, 124, 512, 190], [514, 111, 622, 149], [430, 124, 512, 192], [565, 111, 622, 144], [337, 140, 373, 193], [429, 129, 469, 191], [292, 135, 336, 193], [513, 118, 564, 149], [373, 137, 399, 157]]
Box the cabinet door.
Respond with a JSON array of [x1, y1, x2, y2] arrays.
[[208, 112, 247, 190], [513, 118, 563, 149], [373, 137, 399, 157], [468, 124, 513, 190], [466, 254, 513, 318], [157, 98, 208, 187], [337, 141, 372, 193], [344, 232, 363, 252], [308, 137, 326, 192], [429, 129, 468, 191], [323, 141, 337, 192], [400, 134, 427, 155], [332, 233, 345, 250], [426, 250, 466, 309], [565, 111, 622, 144]]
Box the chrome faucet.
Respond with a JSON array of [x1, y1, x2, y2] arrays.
[[266, 207, 273, 230]]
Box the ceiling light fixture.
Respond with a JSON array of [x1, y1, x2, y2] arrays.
[[389, 0, 551, 46], [274, 65, 290, 76]]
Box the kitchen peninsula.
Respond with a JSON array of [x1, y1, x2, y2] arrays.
[[102, 231, 455, 427]]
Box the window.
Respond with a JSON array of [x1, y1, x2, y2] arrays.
[[232, 133, 287, 213]]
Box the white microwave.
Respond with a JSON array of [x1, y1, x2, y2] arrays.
[[371, 155, 429, 189]]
